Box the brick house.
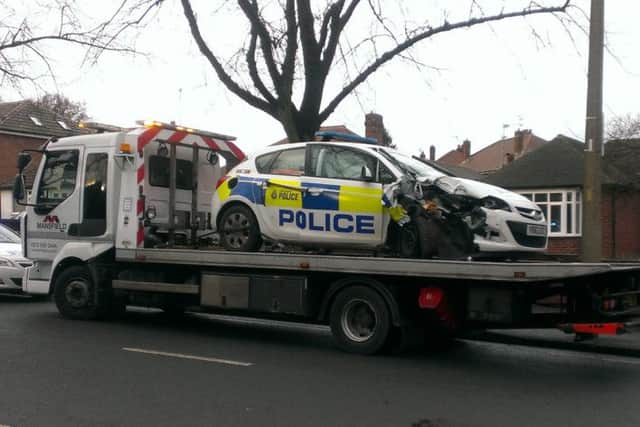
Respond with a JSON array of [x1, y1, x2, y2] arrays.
[[485, 135, 640, 260], [438, 129, 547, 174], [0, 100, 84, 218]]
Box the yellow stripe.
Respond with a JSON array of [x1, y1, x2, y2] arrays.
[[264, 179, 303, 208], [339, 185, 382, 214], [217, 179, 231, 201]]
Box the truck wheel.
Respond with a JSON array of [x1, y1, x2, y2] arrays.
[[219, 205, 261, 251], [330, 286, 391, 355], [53, 266, 100, 320]]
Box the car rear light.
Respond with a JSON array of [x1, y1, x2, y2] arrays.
[[216, 175, 229, 189]]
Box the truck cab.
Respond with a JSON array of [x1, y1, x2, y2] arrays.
[[14, 121, 243, 296]]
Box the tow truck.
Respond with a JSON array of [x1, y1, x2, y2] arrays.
[[12, 120, 640, 354]]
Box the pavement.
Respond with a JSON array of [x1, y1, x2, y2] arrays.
[[3, 295, 640, 427]]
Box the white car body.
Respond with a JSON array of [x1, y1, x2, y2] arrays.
[[0, 224, 32, 292], [212, 140, 547, 254]]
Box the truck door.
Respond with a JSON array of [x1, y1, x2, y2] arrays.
[[26, 147, 84, 260], [304, 144, 384, 247]]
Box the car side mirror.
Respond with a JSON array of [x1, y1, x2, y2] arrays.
[[13, 174, 25, 202], [17, 152, 32, 172], [361, 165, 374, 182]]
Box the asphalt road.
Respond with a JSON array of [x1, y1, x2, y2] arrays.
[[1, 296, 640, 427]]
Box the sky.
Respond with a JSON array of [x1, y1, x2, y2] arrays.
[[3, 1, 639, 159]]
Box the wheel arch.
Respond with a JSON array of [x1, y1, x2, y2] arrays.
[[49, 257, 87, 295], [318, 276, 403, 327], [216, 199, 263, 231]]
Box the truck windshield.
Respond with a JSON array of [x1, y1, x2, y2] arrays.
[[36, 150, 79, 207]]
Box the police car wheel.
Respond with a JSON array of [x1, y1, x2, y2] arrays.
[[219, 205, 261, 251], [330, 286, 391, 355], [396, 222, 420, 258], [54, 266, 100, 320]]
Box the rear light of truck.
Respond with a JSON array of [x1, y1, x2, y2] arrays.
[[418, 287, 443, 309]]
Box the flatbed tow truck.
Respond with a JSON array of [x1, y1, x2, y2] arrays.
[[12, 121, 640, 354]]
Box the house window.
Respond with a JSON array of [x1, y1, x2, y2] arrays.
[[58, 120, 70, 130], [29, 116, 43, 126], [519, 189, 581, 236]]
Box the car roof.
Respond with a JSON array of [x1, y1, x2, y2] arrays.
[[252, 141, 379, 157]]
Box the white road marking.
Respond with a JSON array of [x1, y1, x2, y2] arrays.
[[122, 347, 253, 367]]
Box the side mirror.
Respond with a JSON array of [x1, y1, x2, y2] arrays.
[[17, 152, 32, 172], [12, 174, 25, 202], [361, 165, 374, 182]]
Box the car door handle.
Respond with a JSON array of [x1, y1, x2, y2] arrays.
[[307, 188, 324, 196]]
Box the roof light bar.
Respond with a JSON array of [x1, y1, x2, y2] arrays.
[[136, 120, 236, 141], [314, 131, 377, 144]]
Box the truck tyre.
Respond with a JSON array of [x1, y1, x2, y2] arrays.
[[329, 286, 391, 355], [54, 266, 100, 320], [219, 205, 261, 251]]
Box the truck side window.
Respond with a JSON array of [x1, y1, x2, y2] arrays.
[[148, 155, 193, 190], [36, 150, 79, 211], [83, 153, 108, 236]]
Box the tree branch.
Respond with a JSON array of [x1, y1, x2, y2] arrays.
[[180, 0, 275, 115], [320, 1, 570, 122]]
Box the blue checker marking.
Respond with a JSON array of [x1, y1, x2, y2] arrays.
[[233, 177, 265, 204]]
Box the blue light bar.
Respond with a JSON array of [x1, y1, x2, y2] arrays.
[[314, 131, 378, 144]]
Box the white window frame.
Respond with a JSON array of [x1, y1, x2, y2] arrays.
[[517, 188, 582, 237]]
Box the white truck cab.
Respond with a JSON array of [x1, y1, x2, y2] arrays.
[[14, 121, 243, 295]]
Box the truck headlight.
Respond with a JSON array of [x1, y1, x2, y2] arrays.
[[482, 196, 511, 212]]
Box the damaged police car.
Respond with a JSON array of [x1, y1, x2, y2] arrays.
[[212, 132, 547, 259]]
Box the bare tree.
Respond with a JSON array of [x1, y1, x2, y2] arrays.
[[0, 0, 161, 91], [34, 93, 89, 125], [178, 0, 573, 142], [607, 113, 640, 140]]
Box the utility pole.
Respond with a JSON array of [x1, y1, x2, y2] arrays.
[[581, 0, 604, 262]]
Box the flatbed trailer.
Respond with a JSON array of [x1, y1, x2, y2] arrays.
[[105, 246, 640, 354], [14, 122, 640, 354]]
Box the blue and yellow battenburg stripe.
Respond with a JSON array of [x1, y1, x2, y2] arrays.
[[218, 175, 383, 214]]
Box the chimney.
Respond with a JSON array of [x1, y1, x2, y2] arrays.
[[365, 112, 384, 145], [429, 145, 436, 161], [505, 152, 514, 164], [462, 139, 471, 159], [513, 129, 529, 156]]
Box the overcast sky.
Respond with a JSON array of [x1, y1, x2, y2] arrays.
[[3, 1, 639, 159]]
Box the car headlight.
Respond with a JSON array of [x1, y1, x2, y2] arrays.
[[482, 196, 511, 212]]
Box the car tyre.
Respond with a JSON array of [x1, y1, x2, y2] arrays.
[[219, 205, 262, 251], [54, 266, 100, 320], [330, 286, 391, 355]]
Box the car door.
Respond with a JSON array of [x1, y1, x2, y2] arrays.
[[254, 147, 306, 242], [303, 144, 385, 248]]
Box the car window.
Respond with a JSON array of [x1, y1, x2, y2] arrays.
[[310, 145, 378, 181], [255, 151, 279, 173], [267, 148, 306, 176]]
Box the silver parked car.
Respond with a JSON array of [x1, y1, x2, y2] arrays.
[[0, 223, 32, 293]]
